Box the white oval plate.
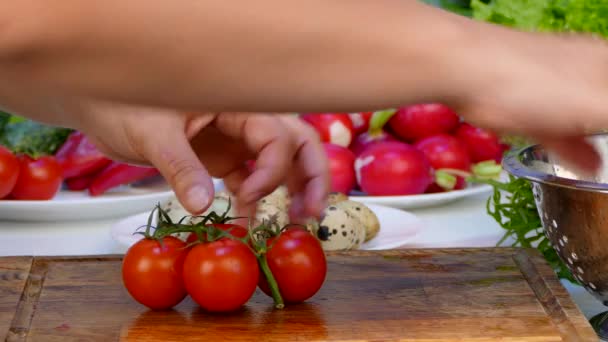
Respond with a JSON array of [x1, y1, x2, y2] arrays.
[[110, 204, 423, 251], [348, 183, 492, 210], [0, 177, 173, 222]]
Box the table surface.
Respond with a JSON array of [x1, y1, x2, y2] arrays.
[[0, 193, 605, 330]]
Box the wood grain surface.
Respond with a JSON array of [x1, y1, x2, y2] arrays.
[[0, 248, 598, 342]]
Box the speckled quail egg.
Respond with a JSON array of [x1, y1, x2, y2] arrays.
[[334, 200, 380, 242], [312, 205, 366, 251]]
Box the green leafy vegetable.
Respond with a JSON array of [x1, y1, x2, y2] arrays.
[[423, 0, 475, 17], [0, 114, 73, 157], [473, 175, 577, 283], [471, 0, 608, 37]]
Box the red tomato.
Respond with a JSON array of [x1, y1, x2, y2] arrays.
[[389, 104, 460, 142], [323, 143, 356, 194], [11, 155, 62, 200], [186, 223, 249, 245], [455, 123, 504, 163], [122, 236, 189, 310], [183, 239, 259, 312], [259, 227, 327, 303], [0, 146, 20, 198], [300, 113, 355, 147]]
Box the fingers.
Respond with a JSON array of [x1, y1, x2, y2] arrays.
[[280, 116, 330, 219], [138, 112, 216, 214], [541, 137, 601, 177], [214, 113, 295, 210]]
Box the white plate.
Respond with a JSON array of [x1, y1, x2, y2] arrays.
[[110, 203, 423, 251], [348, 183, 492, 210], [0, 177, 173, 222]]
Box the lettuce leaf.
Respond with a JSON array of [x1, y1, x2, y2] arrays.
[[471, 0, 608, 37]]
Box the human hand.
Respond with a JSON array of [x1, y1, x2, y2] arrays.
[[65, 102, 329, 219], [454, 28, 608, 174]]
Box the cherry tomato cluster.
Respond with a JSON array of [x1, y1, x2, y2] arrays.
[[122, 204, 327, 312], [0, 145, 63, 200], [300, 104, 507, 197]]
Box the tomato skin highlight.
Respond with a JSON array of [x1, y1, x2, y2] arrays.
[[0, 146, 20, 198], [122, 236, 188, 310], [259, 227, 327, 303], [11, 155, 62, 200], [183, 239, 259, 312]]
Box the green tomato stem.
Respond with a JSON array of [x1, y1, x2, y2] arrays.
[[258, 253, 284, 309], [368, 109, 397, 136]]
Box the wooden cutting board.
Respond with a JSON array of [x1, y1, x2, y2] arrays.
[[0, 248, 598, 342]]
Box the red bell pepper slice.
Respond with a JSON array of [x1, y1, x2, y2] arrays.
[[65, 173, 98, 191], [88, 162, 160, 196], [56, 132, 112, 179]]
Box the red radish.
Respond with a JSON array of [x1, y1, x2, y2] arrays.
[[323, 143, 356, 194], [300, 113, 354, 147], [455, 123, 504, 163], [389, 104, 460, 142], [355, 141, 434, 196], [414, 134, 471, 191], [351, 131, 398, 156], [350, 110, 399, 156], [349, 112, 373, 135]]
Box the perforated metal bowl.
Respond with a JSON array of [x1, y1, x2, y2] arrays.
[[503, 134, 608, 338]]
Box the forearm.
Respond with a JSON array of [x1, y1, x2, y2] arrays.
[[0, 0, 500, 115]]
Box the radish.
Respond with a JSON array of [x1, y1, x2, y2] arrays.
[[455, 123, 504, 163], [349, 112, 373, 135], [389, 104, 460, 142], [355, 141, 434, 196], [414, 134, 471, 192], [300, 113, 354, 147], [350, 109, 399, 156], [323, 143, 357, 194]]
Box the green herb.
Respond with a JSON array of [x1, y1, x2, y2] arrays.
[[423, 0, 475, 17], [471, 0, 608, 38], [473, 175, 577, 283], [0, 114, 73, 157]]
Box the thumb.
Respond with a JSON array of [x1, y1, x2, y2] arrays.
[[144, 130, 215, 215]]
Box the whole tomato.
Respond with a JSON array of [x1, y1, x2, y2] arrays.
[[186, 223, 249, 245], [122, 236, 189, 310], [0, 146, 19, 198], [11, 155, 62, 200], [259, 227, 327, 303], [183, 238, 259, 312]]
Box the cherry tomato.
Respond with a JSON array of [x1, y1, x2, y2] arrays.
[[0, 146, 19, 198], [183, 238, 259, 312], [122, 236, 189, 310], [186, 223, 249, 245], [11, 155, 62, 200], [259, 227, 327, 303]]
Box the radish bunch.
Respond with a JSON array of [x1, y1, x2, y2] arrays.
[[300, 104, 506, 197]]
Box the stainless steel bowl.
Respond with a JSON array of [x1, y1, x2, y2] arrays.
[[503, 133, 608, 338]]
